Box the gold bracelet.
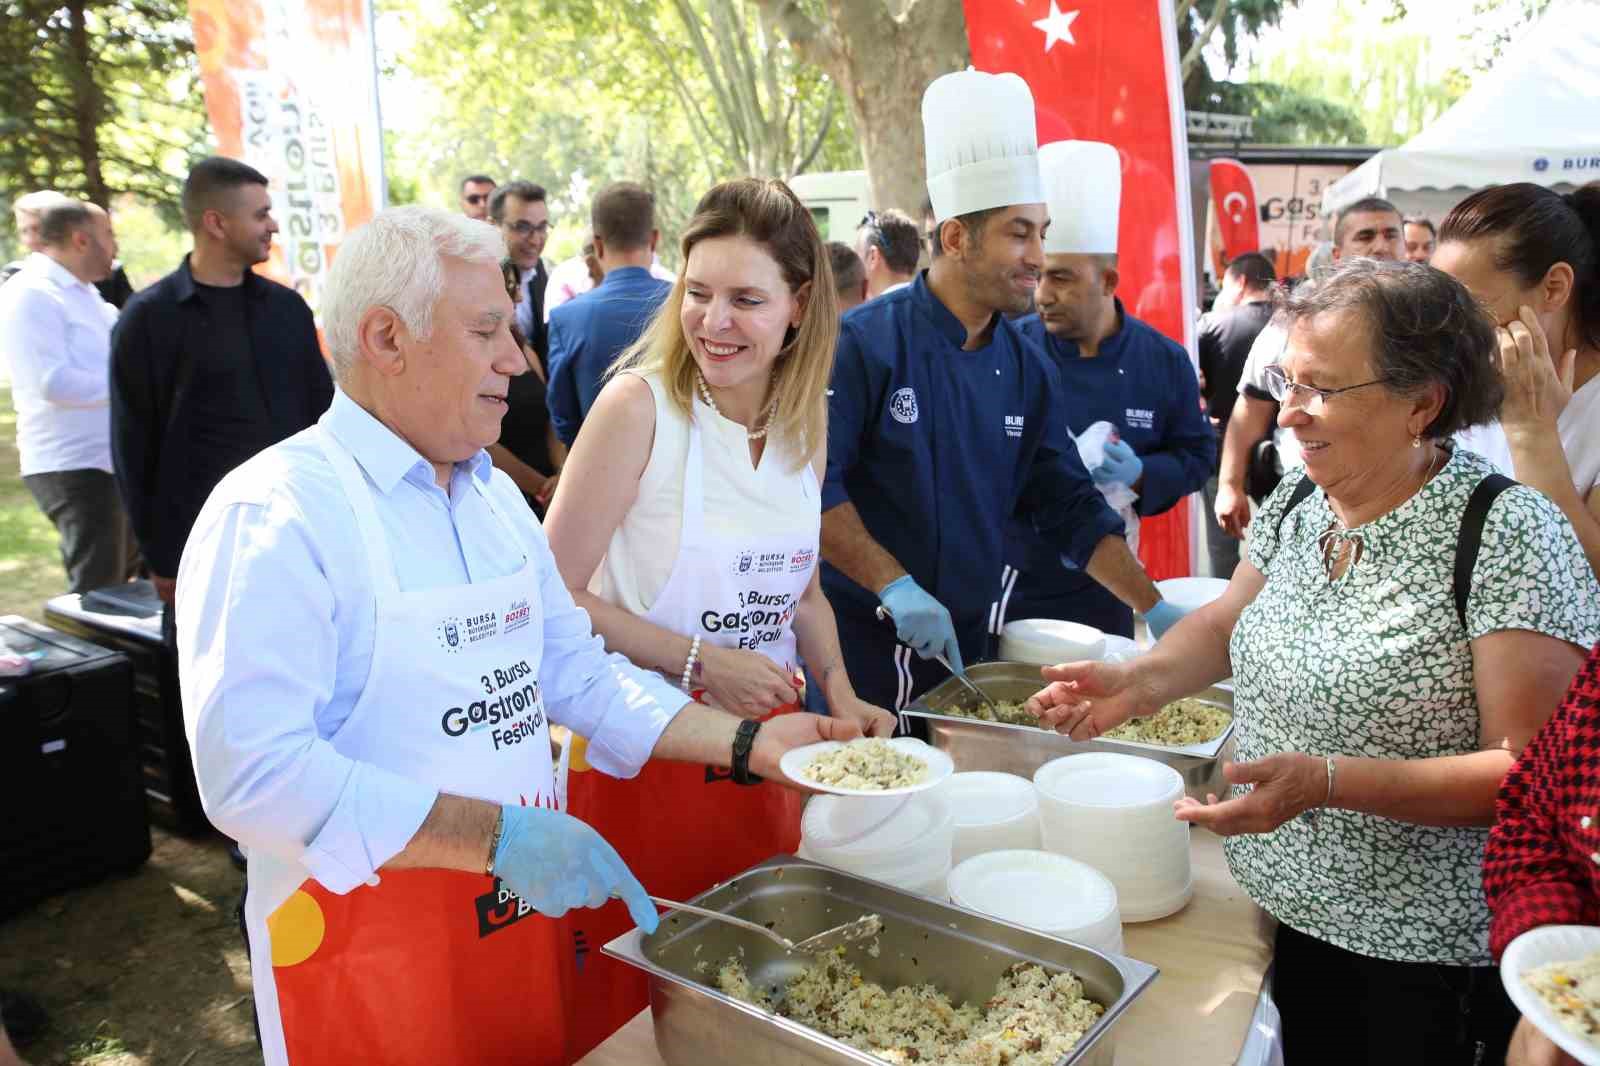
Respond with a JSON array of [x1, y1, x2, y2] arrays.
[[484, 806, 505, 878]]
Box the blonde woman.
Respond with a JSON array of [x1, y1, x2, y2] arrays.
[[545, 178, 893, 1053]]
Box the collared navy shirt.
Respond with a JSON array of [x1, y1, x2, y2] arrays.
[[546, 265, 672, 445], [822, 272, 1123, 635]]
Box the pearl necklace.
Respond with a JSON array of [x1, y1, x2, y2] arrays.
[[696, 373, 778, 441]]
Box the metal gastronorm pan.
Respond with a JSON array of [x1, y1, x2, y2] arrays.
[[604, 856, 1157, 1066], [901, 661, 1236, 800]]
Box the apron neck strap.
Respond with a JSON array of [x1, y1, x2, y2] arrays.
[[316, 424, 401, 596], [680, 414, 707, 542]]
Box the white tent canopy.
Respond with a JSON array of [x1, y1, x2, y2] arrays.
[[1324, 0, 1600, 218]]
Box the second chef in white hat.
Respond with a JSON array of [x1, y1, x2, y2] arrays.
[[816, 73, 1185, 723], [1000, 140, 1215, 639]]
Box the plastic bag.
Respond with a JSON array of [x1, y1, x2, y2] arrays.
[[1072, 421, 1140, 555]]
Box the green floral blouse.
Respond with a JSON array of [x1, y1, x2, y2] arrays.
[[1225, 448, 1600, 965]]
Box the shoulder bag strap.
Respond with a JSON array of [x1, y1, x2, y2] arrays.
[[1454, 473, 1517, 630]]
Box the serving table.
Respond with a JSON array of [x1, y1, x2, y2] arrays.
[[577, 828, 1275, 1066]]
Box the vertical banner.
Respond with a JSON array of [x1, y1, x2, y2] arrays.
[[1209, 158, 1261, 276], [187, 0, 385, 313], [962, 0, 1199, 580]]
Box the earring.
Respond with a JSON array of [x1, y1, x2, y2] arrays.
[[1411, 435, 1422, 449]]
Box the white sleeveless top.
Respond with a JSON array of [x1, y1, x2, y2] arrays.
[[593, 371, 818, 612]]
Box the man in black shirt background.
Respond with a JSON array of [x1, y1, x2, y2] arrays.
[[1196, 251, 1275, 578], [110, 157, 333, 635]]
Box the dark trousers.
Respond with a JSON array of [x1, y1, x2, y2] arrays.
[[23, 468, 138, 593], [1273, 923, 1516, 1065]]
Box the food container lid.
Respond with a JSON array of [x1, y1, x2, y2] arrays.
[[999, 618, 1107, 663], [1034, 753, 1184, 809], [802, 790, 950, 854], [949, 850, 1118, 934], [942, 772, 1038, 827]]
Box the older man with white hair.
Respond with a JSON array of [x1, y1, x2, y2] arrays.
[[176, 205, 857, 1066]]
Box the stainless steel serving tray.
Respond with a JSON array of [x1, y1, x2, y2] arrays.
[[604, 856, 1157, 1066], [901, 661, 1236, 800]]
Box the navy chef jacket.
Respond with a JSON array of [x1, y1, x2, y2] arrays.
[[821, 273, 1123, 708], [1001, 302, 1213, 636]]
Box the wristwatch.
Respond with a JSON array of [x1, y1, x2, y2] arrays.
[[731, 719, 763, 785]]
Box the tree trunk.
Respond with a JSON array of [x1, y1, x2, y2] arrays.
[[64, 0, 109, 206], [761, 0, 969, 215]]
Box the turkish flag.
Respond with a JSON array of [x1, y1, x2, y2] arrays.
[[962, 0, 1198, 580], [1210, 158, 1262, 266]]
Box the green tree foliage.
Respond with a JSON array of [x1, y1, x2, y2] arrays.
[[382, 0, 860, 250], [1250, 1, 1462, 145], [0, 0, 208, 233]]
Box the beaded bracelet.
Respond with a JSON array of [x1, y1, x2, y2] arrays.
[[680, 635, 703, 693]]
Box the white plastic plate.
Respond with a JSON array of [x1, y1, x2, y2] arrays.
[[781, 737, 954, 797], [1502, 925, 1600, 1066], [1155, 576, 1229, 610]]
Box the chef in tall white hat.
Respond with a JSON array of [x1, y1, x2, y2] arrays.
[[999, 141, 1214, 641], [816, 77, 1182, 722]]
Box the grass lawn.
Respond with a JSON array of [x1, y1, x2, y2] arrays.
[[0, 383, 69, 619]]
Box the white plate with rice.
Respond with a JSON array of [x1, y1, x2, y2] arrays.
[[1502, 925, 1600, 1065], [781, 736, 953, 797]]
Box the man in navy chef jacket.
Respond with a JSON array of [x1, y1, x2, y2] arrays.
[[1006, 141, 1214, 638], [819, 72, 1188, 714]]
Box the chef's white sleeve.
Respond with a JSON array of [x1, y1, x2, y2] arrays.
[[177, 500, 439, 894], [524, 526, 689, 778]]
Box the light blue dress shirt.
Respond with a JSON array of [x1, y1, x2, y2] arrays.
[[176, 388, 687, 893]]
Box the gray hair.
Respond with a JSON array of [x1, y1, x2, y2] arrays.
[[1278, 258, 1502, 439], [321, 205, 505, 379]]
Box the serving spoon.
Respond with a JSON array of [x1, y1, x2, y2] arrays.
[[874, 605, 1004, 719], [641, 894, 882, 955]]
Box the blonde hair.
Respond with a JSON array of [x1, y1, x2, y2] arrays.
[[611, 178, 837, 469]]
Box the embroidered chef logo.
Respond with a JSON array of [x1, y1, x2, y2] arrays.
[[789, 547, 815, 572], [437, 617, 464, 652], [1004, 414, 1024, 439], [503, 598, 531, 634], [1125, 408, 1155, 430], [440, 661, 546, 751], [889, 387, 919, 425]]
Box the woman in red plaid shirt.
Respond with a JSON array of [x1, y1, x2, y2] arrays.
[[1486, 643, 1600, 1065]]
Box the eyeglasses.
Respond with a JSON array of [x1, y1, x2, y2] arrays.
[[502, 219, 550, 237], [1263, 363, 1389, 416], [463, 193, 489, 205]]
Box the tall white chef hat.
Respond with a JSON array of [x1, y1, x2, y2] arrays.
[[1039, 140, 1122, 255], [923, 70, 1043, 221]]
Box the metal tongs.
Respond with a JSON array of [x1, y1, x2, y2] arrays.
[[648, 895, 882, 955], [874, 605, 1003, 719]]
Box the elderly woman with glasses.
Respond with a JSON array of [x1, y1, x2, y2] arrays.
[[1027, 259, 1600, 1063]]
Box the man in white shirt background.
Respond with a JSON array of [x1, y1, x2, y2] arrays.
[[854, 207, 920, 299], [0, 197, 137, 593], [176, 205, 856, 1065]]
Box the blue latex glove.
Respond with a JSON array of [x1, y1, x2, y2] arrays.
[[878, 575, 965, 672], [493, 805, 659, 934], [1143, 599, 1189, 640], [1092, 440, 1144, 487]]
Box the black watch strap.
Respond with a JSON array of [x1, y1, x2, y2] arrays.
[[731, 719, 763, 785]]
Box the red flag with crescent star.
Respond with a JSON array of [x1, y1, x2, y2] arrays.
[[1210, 158, 1262, 271], [961, 0, 1200, 580]]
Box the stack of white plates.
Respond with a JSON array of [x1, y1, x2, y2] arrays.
[[998, 618, 1107, 666], [948, 850, 1123, 955], [1154, 577, 1229, 611], [941, 772, 1041, 866], [798, 790, 954, 899], [1033, 753, 1192, 921]]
